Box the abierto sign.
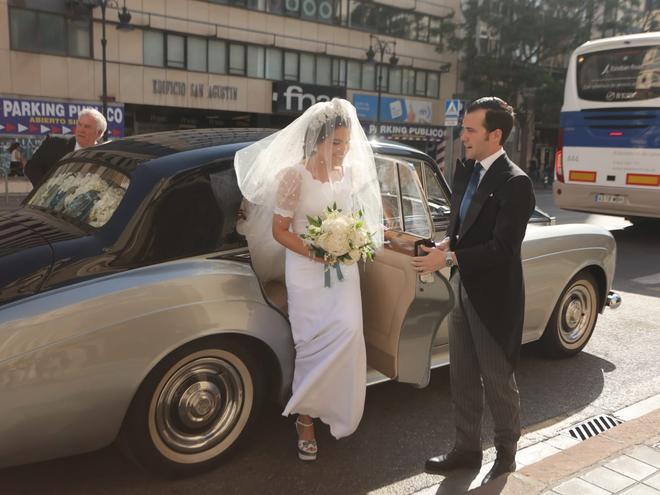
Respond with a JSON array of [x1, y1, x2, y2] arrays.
[[272, 82, 346, 114]]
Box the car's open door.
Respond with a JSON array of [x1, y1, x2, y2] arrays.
[[360, 156, 454, 388]]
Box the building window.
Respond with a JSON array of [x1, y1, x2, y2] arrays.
[[247, 45, 265, 77], [167, 34, 186, 69], [284, 51, 299, 80], [229, 43, 246, 75], [388, 67, 402, 94], [332, 58, 346, 86], [188, 37, 207, 72], [415, 71, 427, 96], [402, 68, 415, 95], [427, 72, 439, 98], [316, 55, 332, 86], [300, 53, 315, 83], [376, 65, 388, 91], [9, 8, 91, 58], [144, 31, 165, 67], [362, 63, 376, 91], [347, 60, 361, 88], [266, 48, 282, 79], [208, 40, 227, 73]]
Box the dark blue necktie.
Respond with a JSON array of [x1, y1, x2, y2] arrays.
[[459, 162, 482, 222]]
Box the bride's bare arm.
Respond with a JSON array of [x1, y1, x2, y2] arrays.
[[272, 214, 323, 262]]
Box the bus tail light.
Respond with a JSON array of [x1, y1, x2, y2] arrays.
[[555, 128, 564, 182]]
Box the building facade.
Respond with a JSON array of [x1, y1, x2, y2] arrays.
[[1, 0, 461, 165]]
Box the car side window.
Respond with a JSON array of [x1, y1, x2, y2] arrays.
[[423, 164, 451, 228], [376, 157, 403, 231], [376, 155, 433, 238], [398, 162, 433, 238]]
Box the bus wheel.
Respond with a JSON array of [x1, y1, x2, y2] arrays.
[[540, 272, 599, 358]]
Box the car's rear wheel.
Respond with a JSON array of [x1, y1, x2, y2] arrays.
[[119, 337, 263, 476], [540, 271, 599, 358]]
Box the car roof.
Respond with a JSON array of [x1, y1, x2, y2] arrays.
[[65, 128, 439, 177]]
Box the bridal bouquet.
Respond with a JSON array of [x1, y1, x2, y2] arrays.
[[301, 203, 376, 286]]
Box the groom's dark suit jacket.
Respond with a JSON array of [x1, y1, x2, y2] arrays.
[[448, 154, 535, 366], [25, 135, 76, 186]]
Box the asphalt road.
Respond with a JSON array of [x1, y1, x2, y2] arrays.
[[1, 188, 659, 495]]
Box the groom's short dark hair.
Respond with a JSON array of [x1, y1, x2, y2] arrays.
[[466, 97, 515, 145]]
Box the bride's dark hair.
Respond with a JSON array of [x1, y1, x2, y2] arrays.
[[303, 114, 350, 158]]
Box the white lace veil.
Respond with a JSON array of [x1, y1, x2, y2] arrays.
[[235, 98, 383, 283]]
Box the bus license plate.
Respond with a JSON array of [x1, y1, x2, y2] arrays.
[[595, 193, 625, 204]]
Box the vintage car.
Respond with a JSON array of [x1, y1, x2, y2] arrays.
[[0, 129, 621, 475]]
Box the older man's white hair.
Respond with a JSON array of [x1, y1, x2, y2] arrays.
[[79, 107, 108, 136]]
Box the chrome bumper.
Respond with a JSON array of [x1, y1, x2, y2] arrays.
[[606, 291, 622, 310]]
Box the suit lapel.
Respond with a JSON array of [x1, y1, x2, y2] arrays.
[[458, 154, 510, 239]]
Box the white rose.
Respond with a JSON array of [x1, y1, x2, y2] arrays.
[[350, 228, 367, 247], [322, 215, 352, 236], [324, 233, 350, 256]]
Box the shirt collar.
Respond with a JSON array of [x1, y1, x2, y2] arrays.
[[74, 141, 81, 151], [478, 147, 505, 172]]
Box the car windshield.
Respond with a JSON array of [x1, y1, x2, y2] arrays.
[[27, 161, 130, 228]]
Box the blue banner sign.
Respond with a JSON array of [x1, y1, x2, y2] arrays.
[[353, 94, 433, 124], [0, 97, 124, 137]]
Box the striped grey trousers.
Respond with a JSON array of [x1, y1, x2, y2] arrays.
[[448, 272, 521, 455]]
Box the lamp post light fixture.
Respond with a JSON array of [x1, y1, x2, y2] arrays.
[[81, 0, 132, 139], [366, 34, 398, 135]]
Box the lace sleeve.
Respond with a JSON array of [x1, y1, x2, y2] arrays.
[[273, 166, 302, 218]]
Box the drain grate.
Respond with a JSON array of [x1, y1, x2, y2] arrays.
[[567, 415, 623, 441]]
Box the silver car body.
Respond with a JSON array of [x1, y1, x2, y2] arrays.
[[0, 146, 618, 469]]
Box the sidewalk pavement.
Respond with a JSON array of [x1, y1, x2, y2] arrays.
[[469, 407, 660, 495]]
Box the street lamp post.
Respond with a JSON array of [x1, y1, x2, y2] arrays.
[[366, 35, 398, 136], [82, 0, 132, 139]]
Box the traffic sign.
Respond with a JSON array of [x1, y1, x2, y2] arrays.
[[444, 99, 462, 118]]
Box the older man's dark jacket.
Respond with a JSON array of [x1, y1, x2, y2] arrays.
[[25, 135, 76, 186], [448, 154, 535, 366]]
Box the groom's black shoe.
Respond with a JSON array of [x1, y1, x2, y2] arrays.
[[480, 452, 516, 485], [425, 449, 482, 474]]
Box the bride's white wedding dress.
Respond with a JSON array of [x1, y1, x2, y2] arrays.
[[278, 163, 366, 439]]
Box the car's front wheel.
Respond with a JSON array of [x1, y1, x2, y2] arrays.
[[119, 337, 263, 476], [540, 271, 599, 358]]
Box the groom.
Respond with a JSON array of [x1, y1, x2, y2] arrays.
[[412, 97, 535, 485]]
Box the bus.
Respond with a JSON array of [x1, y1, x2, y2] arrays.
[[554, 32, 660, 225]]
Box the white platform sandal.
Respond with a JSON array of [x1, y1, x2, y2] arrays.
[[295, 418, 318, 461]]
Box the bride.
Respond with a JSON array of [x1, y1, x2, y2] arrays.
[[235, 99, 383, 461]]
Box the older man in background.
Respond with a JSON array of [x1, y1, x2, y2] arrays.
[[25, 108, 107, 186]]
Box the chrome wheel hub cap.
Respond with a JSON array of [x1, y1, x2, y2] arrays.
[[155, 357, 245, 454], [560, 284, 593, 344]]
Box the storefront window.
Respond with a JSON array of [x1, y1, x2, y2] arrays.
[[208, 40, 227, 73], [284, 51, 299, 80], [229, 43, 246, 75], [144, 31, 165, 67], [388, 67, 402, 94], [316, 56, 332, 86], [266, 48, 283, 79], [188, 37, 207, 72], [247, 46, 265, 77], [347, 60, 361, 89], [248, 0, 267, 8], [300, 53, 315, 84], [167, 34, 186, 69], [427, 72, 439, 98], [285, 0, 301, 15]]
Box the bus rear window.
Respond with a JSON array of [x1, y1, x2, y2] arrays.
[[577, 45, 660, 102]]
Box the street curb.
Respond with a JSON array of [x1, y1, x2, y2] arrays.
[[467, 407, 660, 494]]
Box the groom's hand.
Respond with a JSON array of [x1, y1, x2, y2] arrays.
[[411, 244, 447, 275]]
